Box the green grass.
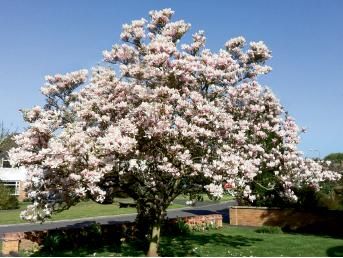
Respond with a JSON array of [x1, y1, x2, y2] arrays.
[[159, 226, 343, 257], [254, 225, 283, 234], [0, 199, 184, 225], [26, 225, 343, 257]]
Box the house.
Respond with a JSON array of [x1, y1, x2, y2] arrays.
[[0, 159, 27, 201]]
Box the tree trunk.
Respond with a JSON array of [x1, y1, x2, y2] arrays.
[[146, 222, 161, 257], [135, 200, 153, 242], [134, 198, 167, 256]]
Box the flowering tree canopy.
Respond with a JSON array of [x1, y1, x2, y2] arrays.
[[10, 8, 340, 256]]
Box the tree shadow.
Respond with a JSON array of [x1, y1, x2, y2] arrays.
[[217, 208, 229, 223], [159, 233, 263, 257], [327, 246, 343, 257], [181, 209, 217, 216]]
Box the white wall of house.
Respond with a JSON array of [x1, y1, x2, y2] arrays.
[[0, 167, 27, 181]]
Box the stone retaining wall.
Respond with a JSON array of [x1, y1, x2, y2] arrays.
[[1, 213, 222, 256], [1, 233, 24, 256], [170, 214, 223, 229]]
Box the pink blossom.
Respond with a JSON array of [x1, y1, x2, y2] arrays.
[[10, 8, 341, 227]]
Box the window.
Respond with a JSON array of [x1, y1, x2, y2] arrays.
[[2, 181, 20, 195], [1, 159, 12, 168]]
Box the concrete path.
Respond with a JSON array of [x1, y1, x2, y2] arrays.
[[0, 201, 235, 234]]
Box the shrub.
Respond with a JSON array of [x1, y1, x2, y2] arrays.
[[41, 223, 106, 252], [236, 170, 291, 208], [42, 232, 65, 252], [236, 169, 343, 211], [175, 219, 192, 235], [292, 179, 343, 211], [0, 183, 19, 210], [190, 221, 217, 232], [324, 153, 343, 163], [162, 218, 191, 237]]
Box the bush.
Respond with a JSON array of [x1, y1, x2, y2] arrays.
[[293, 178, 343, 211], [236, 168, 343, 211], [162, 218, 191, 237], [236, 170, 292, 208], [324, 153, 343, 163], [174, 219, 192, 235], [41, 223, 109, 252], [42, 232, 65, 252], [0, 183, 19, 210], [255, 226, 283, 234]]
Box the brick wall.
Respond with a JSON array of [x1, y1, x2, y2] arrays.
[[230, 206, 343, 235]]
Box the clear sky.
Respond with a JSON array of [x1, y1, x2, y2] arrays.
[[0, 0, 342, 158]]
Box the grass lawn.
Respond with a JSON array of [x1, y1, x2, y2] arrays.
[[26, 225, 343, 257], [0, 199, 184, 225], [158, 226, 343, 257]]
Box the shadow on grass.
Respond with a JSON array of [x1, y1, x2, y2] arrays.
[[159, 233, 263, 257], [282, 225, 343, 239], [29, 238, 146, 257], [30, 245, 144, 257], [327, 246, 343, 257]]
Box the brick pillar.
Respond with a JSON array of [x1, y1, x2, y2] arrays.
[[2, 232, 24, 256], [229, 207, 237, 225], [214, 214, 223, 227], [18, 181, 27, 202]]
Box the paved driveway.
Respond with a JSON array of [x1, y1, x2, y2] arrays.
[[0, 201, 235, 234]]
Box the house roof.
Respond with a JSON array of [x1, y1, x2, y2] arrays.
[[0, 167, 27, 181]]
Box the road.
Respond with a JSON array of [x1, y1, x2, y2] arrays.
[[0, 201, 235, 234]]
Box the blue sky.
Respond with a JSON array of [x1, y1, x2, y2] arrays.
[[0, 0, 342, 158]]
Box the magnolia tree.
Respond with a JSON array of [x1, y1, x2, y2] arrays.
[[10, 9, 340, 256]]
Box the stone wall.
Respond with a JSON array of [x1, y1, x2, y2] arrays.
[[182, 214, 223, 229], [1, 213, 223, 256], [168, 214, 223, 230], [1, 233, 24, 256]]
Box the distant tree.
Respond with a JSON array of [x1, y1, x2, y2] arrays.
[[0, 122, 16, 162], [325, 153, 343, 163], [322, 153, 343, 174]]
